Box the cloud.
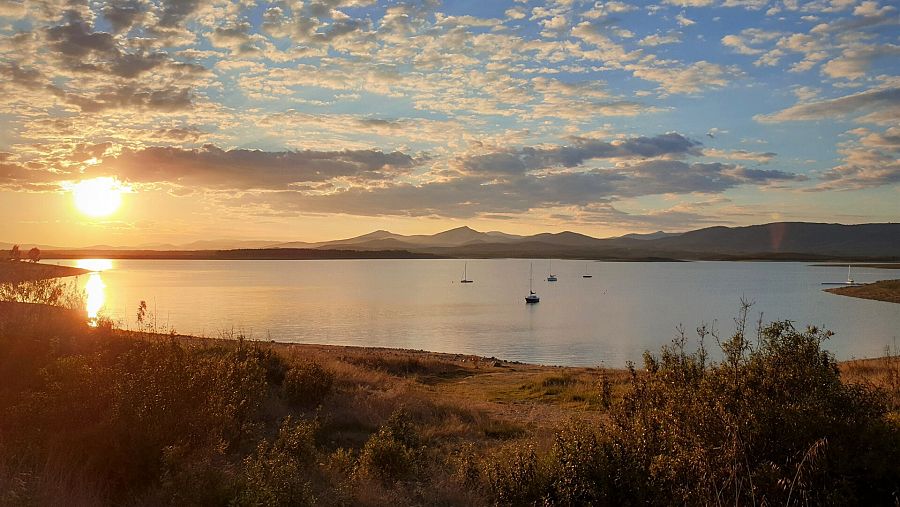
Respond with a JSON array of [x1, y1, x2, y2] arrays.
[[627, 60, 739, 94], [461, 133, 702, 175], [640, 32, 682, 46], [220, 157, 801, 219], [102, 0, 147, 33], [703, 148, 777, 163], [822, 44, 900, 80], [815, 126, 900, 189], [0, 156, 64, 191], [755, 87, 900, 123], [93, 144, 420, 190]]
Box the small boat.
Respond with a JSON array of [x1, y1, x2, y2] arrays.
[[460, 262, 473, 283], [582, 262, 592, 278], [821, 265, 861, 286], [526, 262, 540, 303], [547, 259, 557, 282]]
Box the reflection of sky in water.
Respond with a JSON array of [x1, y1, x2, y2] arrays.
[[44, 259, 900, 366], [75, 259, 111, 325]]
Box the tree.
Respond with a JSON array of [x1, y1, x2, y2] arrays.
[[9, 244, 20, 261], [28, 247, 40, 263]]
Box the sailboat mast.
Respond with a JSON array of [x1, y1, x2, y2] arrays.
[[529, 262, 533, 292]]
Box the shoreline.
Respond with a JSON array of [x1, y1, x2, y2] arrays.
[[0, 261, 89, 283], [825, 279, 900, 305], [813, 263, 900, 270]]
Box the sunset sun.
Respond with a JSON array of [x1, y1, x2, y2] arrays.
[[72, 177, 127, 217]]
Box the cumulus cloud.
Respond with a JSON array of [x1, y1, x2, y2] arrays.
[[815, 126, 900, 189], [822, 44, 900, 80]]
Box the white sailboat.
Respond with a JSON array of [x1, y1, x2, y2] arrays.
[[547, 259, 557, 282], [525, 262, 540, 303], [582, 261, 592, 278], [460, 262, 473, 283], [821, 264, 861, 286]]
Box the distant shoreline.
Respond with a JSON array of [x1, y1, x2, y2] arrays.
[[813, 263, 900, 269], [32, 248, 899, 263]]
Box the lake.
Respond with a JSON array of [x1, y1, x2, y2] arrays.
[[53, 259, 899, 367]]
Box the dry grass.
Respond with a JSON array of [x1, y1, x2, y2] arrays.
[[0, 262, 87, 284], [825, 279, 900, 304], [840, 354, 900, 415]]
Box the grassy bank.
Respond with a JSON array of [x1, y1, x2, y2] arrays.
[[825, 279, 900, 304], [2, 270, 899, 505], [0, 261, 87, 284], [1, 296, 899, 506]]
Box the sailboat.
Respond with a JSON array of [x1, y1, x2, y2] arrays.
[[547, 259, 557, 282], [460, 262, 473, 283], [582, 261, 592, 278], [525, 262, 540, 303], [821, 264, 861, 286]]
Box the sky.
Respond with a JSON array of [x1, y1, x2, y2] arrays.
[[0, 0, 897, 246]]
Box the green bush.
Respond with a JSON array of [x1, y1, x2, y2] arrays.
[[283, 360, 335, 408]]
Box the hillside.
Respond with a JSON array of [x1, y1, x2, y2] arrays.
[[10, 222, 900, 261]]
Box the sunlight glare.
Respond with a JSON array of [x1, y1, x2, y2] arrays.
[[75, 258, 114, 272], [72, 177, 128, 217], [84, 272, 106, 326]]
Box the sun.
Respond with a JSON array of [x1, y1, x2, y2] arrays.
[[72, 177, 128, 217]]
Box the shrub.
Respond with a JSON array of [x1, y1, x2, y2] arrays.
[[357, 410, 423, 483], [612, 318, 900, 505], [482, 441, 547, 506], [234, 416, 319, 506], [283, 360, 335, 408]]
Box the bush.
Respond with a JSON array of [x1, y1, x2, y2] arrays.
[[234, 417, 319, 506], [357, 410, 423, 483], [482, 441, 547, 505], [612, 319, 900, 505], [1, 337, 272, 501], [283, 360, 335, 408]]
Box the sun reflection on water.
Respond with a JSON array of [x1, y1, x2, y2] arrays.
[[75, 259, 111, 326], [75, 258, 113, 272], [84, 273, 106, 325]]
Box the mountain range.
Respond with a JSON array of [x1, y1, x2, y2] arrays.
[[4, 222, 899, 260]]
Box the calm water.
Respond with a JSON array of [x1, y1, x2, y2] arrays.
[[53, 259, 899, 367]]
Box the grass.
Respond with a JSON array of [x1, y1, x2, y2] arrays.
[[1, 273, 899, 505], [0, 261, 87, 283]]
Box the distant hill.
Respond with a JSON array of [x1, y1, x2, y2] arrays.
[[9, 222, 900, 261], [619, 231, 681, 241], [310, 222, 899, 260], [645, 223, 900, 258]]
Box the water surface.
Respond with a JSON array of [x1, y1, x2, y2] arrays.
[[53, 259, 900, 366]]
